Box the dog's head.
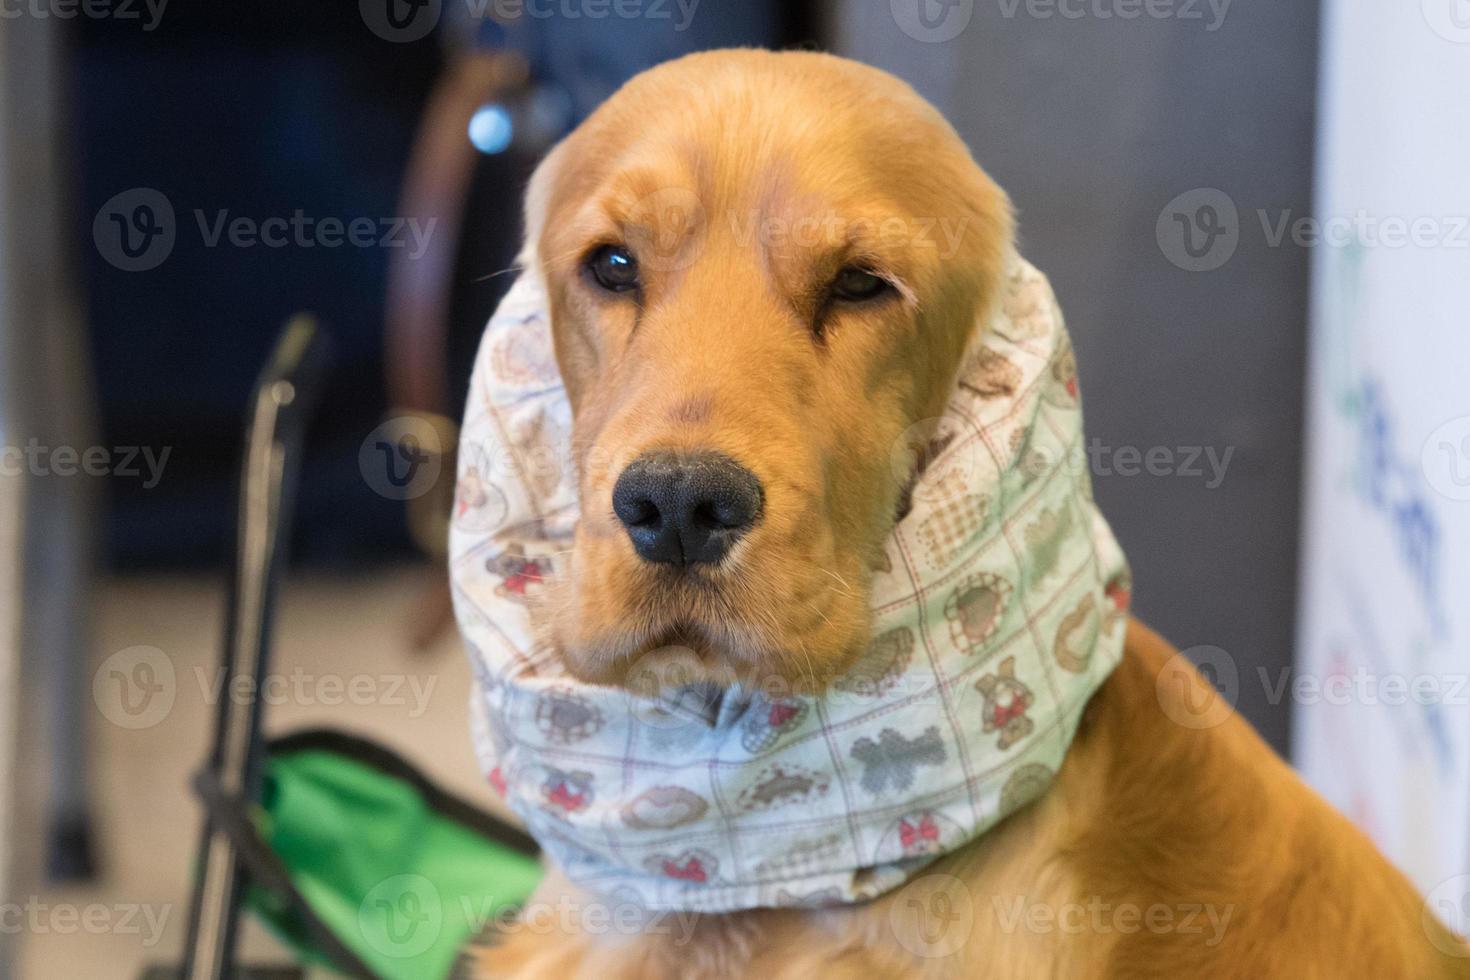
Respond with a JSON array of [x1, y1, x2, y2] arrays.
[[525, 50, 1012, 689]]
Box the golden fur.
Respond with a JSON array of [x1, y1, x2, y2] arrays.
[[528, 49, 1010, 689], [474, 49, 1470, 978]]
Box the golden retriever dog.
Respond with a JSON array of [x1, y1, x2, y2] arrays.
[[472, 49, 1469, 978]]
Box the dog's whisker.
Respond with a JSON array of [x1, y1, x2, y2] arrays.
[[469, 264, 527, 284], [815, 568, 859, 601], [818, 566, 857, 591], [802, 598, 835, 631]]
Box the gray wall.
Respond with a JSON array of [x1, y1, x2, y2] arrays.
[[836, 0, 1321, 753]]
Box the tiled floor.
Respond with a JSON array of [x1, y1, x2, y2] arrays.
[[18, 567, 511, 979]]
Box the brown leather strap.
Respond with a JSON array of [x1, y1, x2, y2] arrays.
[[385, 49, 527, 420], [384, 50, 529, 566]]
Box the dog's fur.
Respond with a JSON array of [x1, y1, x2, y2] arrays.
[[473, 50, 1469, 977]]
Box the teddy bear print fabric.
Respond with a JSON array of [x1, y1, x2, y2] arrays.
[[450, 253, 1131, 913]]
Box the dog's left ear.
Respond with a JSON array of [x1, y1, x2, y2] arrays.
[[956, 166, 1016, 336], [904, 160, 1015, 428]]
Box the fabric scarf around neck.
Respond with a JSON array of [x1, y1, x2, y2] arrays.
[[448, 252, 1131, 914]]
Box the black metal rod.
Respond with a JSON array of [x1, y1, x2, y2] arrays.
[[180, 316, 331, 980]]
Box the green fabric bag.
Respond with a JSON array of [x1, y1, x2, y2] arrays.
[[207, 729, 542, 979]]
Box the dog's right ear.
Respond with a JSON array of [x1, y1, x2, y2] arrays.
[[517, 136, 599, 413], [518, 138, 569, 270]]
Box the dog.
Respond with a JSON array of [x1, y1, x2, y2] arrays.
[[465, 49, 1469, 978]]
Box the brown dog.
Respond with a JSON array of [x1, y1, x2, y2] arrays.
[[471, 49, 1468, 978]]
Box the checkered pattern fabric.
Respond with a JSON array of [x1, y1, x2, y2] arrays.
[[449, 253, 1131, 913]]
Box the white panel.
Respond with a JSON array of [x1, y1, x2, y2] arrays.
[[1297, 0, 1470, 912]]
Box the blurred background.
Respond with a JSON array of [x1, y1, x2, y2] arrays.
[[0, 0, 1466, 975]]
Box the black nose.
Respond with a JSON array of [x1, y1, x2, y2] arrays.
[[612, 452, 763, 567]]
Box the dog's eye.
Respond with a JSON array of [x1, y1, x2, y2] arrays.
[[586, 245, 641, 293], [831, 266, 892, 302]]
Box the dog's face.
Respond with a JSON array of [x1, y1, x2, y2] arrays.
[[527, 51, 1012, 689]]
